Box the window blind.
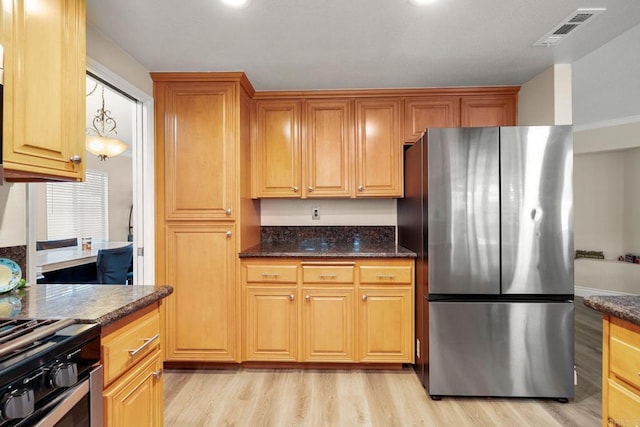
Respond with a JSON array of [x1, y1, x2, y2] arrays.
[[46, 170, 109, 241]]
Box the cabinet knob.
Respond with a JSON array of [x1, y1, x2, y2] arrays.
[[305, 295, 310, 302], [308, 186, 314, 192], [362, 294, 368, 301], [225, 208, 232, 215], [226, 231, 232, 238], [358, 185, 364, 192], [151, 369, 162, 380], [289, 293, 295, 301], [69, 155, 82, 165], [293, 186, 299, 192]]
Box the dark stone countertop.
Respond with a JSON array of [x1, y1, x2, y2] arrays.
[[240, 241, 416, 259], [583, 295, 640, 326], [0, 284, 173, 326]]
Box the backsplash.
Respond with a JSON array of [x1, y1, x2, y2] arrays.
[[260, 226, 395, 245], [0, 245, 27, 277]]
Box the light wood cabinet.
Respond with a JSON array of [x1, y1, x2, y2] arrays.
[[101, 304, 163, 427], [602, 315, 640, 427], [253, 100, 302, 197], [403, 96, 461, 142], [461, 95, 517, 127], [355, 99, 403, 197], [2, 0, 86, 181], [241, 258, 413, 364], [153, 73, 261, 364]]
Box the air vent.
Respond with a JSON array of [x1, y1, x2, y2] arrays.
[[534, 8, 605, 46]]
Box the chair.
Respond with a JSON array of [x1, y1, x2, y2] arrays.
[[96, 245, 133, 284], [36, 238, 78, 251]]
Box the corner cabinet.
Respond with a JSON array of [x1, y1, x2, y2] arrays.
[[602, 315, 640, 426], [153, 73, 261, 363], [241, 258, 414, 365], [2, 0, 86, 181]]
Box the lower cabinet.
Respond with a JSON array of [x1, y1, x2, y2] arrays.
[[602, 315, 640, 427], [101, 304, 163, 427], [241, 258, 414, 364]]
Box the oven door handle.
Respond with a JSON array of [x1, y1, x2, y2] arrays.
[[32, 365, 103, 427]]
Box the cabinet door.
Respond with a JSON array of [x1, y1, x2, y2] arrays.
[[403, 96, 460, 142], [104, 350, 163, 427], [158, 82, 237, 220], [358, 288, 414, 363], [164, 224, 238, 361], [304, 100, 353, 197], [461, 95, 517, 127], [355, 99, 403, 197], [302, 288, 355, 362], [253, 100, 302, 197], [2, 0, 86, 181], [245, 287, 298, 361]]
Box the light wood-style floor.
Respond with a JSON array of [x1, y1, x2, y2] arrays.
[[164, 298, 603, 426]]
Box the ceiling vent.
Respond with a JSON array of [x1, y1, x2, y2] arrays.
[[534, 8, 606, 46]]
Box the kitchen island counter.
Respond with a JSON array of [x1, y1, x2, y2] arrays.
[[1, 284, 173, 326], [583, 295, 640, 326]]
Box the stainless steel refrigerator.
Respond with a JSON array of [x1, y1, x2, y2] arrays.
[[398, 126, 574, 400]]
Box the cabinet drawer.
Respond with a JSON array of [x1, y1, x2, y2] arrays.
[[246, 265, 298, 283], [359, 266, 413, 284], [607, 379, 640, 426], [303, 266, 354, 284], [102, 308, 161, 386], [610, 337, 640, 390]]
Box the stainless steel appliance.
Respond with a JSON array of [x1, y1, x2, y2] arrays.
[[398, 126, 574, 400], [0, 318, 102, 426]]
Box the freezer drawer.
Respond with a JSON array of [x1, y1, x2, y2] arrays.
[[429, 301, 574, 398]]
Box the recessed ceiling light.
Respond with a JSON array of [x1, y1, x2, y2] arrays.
[[221, 0, 249, 8], [408, 0, 438, 6]]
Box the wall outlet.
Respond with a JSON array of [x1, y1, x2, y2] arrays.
[[312, 207, 320, 220]]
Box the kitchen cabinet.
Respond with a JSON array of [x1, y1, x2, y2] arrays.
[[2, 0, 86, 181], [153, 73, 261, 364], [355, 99, 403, 197], [102, 304, 163, 427], [241, 258, 413, 364], [403, 96, 461, 142], [253, 100, 302, 197], [461, 94, 517, 127], [602, 315, 640, 426]]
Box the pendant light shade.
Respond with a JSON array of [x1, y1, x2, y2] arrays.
[[86, 85, 128, 161]]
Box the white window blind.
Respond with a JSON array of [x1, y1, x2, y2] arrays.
[[46, 170, 109, 241]]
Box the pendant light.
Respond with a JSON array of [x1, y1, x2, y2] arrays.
[[86, 85, 127, 161]]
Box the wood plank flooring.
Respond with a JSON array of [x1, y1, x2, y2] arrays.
[[164, 298, 603, 426]]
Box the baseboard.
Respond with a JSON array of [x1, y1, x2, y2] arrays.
[[575, 286, 632, 297]]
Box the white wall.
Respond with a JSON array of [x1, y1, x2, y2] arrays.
[[260, 199, 397, 226], [518, 64, 572, 126], [0, 183, 26, 246]]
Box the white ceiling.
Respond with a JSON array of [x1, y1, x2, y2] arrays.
[[86, 0, 640, 91]]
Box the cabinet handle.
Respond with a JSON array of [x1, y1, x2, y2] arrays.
[[358, 185, 364, 192], [225, 208, 232, 215], [151, 369, 162, 380], [377, 274, 396, 280], [261, 273, 280, 279], [289, 293, 295, 301], [362, 294, 368, 301], [305, 295, 310, 302], [293, 186, 299, 192], [319, 274, 337, 279], [226, 231, 232, 238], [69, 155, 82, 165], [128, 333, 159, 357], [308, 186, 314, 192]]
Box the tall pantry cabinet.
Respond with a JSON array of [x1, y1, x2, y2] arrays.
[[152, 73, 260, 362]]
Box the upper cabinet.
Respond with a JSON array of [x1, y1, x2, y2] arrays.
[[2, 0, 86, 181], [403, 96, 461, 142], [460, 94, 517, 127]]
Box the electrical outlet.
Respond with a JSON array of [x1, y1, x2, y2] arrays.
[[312, 207, 320, 220]]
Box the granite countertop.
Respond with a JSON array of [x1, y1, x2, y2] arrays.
[[583, 295, 640, 326], [0, 284, 173, 326], [240, 241, 416, 259]]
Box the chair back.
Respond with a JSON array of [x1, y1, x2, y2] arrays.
[[36, 238, 78, 251], [96, 245, 133, 284]]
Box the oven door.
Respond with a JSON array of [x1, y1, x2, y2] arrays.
[[26, 365, 103, 427]]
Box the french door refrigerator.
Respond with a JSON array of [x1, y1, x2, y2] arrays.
[[398, 126, 574, 400]]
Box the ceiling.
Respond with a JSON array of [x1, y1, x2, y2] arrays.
[[86, 0, 640, 91]]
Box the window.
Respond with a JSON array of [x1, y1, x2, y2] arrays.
[[46, 170, 109, 241]]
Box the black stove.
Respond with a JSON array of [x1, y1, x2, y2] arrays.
[[0, 318, 101, 426]]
